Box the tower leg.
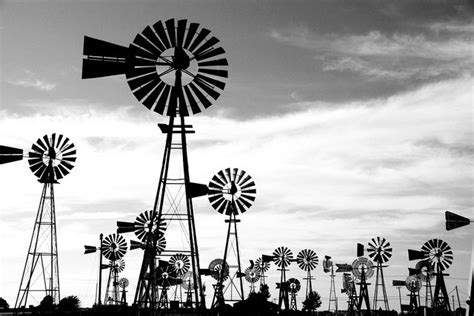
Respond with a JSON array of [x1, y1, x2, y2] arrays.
[[15, 182, 60, 307], [433, 268, 451, 311]]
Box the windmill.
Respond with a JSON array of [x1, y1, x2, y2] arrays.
[[117, 210, 166, 308], [208, 258, 230, 307], [156, 260, 182, 309], [408, 239, 453, 312], [342, 272, 357, 312], [367, 236, 392, 310], [405, 275, 422, 310], [83, 18, 229, 308], [273, 246, 294, 310], [0, 134, 76, 307], [288, 278, 301, 311], [296, 249, 318, 299], [208, 168, 257, 306], [180, 271, 195, 308], [414, 259, 434, 307], [244, 267, 260, 293], [352, 255, 374, 312], [101, 234, 128, 305], [255, 255, 272, 286], [169, 253, 190, 305], [84, 234, 106, 305], [323, 255, 338, 312], [119, 278, 129, 305]]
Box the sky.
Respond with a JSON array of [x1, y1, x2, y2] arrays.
[[0, 0, 472, 311]]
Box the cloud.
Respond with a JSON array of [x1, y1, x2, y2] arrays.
[[6, 70, 57, 91], [270, 21, 473, 81]]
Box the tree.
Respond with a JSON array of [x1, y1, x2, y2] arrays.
[[259, 284, 271, 300], [58, 295, 81, 311], [39, 295, 54, 310], [302, 291, 322, 312], [0, 297, 9, 310]]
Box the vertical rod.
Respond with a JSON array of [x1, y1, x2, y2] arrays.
[[232, 212, 244, 300], [98, 233, 103, 306]]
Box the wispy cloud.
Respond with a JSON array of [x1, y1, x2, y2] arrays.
[[6, 70, 57, 91], [270, 21, 473, 81]]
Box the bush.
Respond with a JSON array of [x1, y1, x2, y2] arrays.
[[58, 295, 80, 311], [0, 297, 9, 310], [302, 291, 322, 312]]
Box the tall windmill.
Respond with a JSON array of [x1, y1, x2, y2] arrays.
[[408, 239, 453, 312], [82, 18, 229, 308], [367, 236, 391, 310], [0, 134, 76, 307], [208, 168, 257, 306], [296, 249, 318, 299], [273, 246, 294, 310], [323, 255, 338, 312], [117, 210, 166, 308]]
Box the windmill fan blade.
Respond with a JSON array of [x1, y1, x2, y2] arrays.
[[0, 145, 24, 164]]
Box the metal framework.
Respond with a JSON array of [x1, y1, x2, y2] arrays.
[[323, 255, 338, 312]]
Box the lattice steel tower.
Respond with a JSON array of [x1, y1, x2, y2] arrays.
[[367, 236, 391, 310], [82, 18, 229, 309], [0, 134, 76, 307]]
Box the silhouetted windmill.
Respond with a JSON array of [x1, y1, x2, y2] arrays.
[[83, 18, 229, 308], [352, 244, 374, 312], [84, 234, 106, 305], [414, 260, 434, 307], [117, 210, 166, 308], [119, 278, 129, 305], [208, 168, 256, 306], [296, 249, 318, 299], [405, 275, 422, 310], [255, 255, 272, 286], [209, 258, 230, 307], [169, 253, 190, 306], [101, 234, 127, 305], [244, 267, 260, 293], [408, 239, 453, 312], [0, 134, 76, 307], [367, 237, 391, 310], [273, 246, 294, 310], [156, 260, 182, 309], [323, 255, 338, 312], [288, 278, 301, 311], [342, 272, 357, 312], [180, 271, 195, 308]]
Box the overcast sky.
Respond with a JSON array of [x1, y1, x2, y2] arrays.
[[0, 0, 472, 310]]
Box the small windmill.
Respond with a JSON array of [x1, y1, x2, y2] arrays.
[[352, 244, 374, 312], [0, 134, 76, 307], [296, 249, 318, 299], [255, 256, 272, 287], [244, 267, 260, 293], [408, 239, 453, 312], [367, 236, 392, 310], [273, 246, 294, 310], [119, 278, 129, 305], [323, 255, 338, 312], [405, 275, 422, 310], [101, 234, 128, 305], [156, 260, 182, 309], [209, 258, 230, 307], [342, 272, 357, 312], [180, 271, 195, 308], [208, 168, 256, 306], [169, 253, 190, 306], [288, 278, 301, 311], [414, 259, 434, 307], [117, 210, 166, 308]]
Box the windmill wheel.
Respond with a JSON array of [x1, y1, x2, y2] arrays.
[[102, 233, 127, 260], [296, 249, 319, 271], [367, 237, 392, 263], [180, 271, 194, 291], [125, 19, 229, 116], [415, 260, 435, 282], [119, 277, 129, 289], [170, 253, 190, 276], [255, 257, 270, 273], [209, 259, 229, 281], [342, 273, 354, 296], [421, 239, 454, 271], [134, 210, 166, 241], [273, 246, 293, 268], [111, 259, 126, 273], [244, 267, 260, 283], [156, 261, 180, 287], [352, 257, 374, 279], [208, 168, 256, 215], [405, 275, 422, 292], [27, 133, 76, 183], [288, 278, 301, 293]]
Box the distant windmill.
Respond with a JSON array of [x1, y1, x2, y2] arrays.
[[323, 255, 338, 312], [209, 258, 230, 307], [255, 255, 272, 286], [244, 266, 260, 293], [352, 244, 374, 312], [119, 278, 129, 305], [273, 246, 294, 310], [180, 271, 195, 308], [0, 134, 76, 307], [288, 278, 301, 311], [405, 275, 422, 310], [169, 253, 191, 306], [208, 168, 256, 306], [296, 249, 318, 299], [342, 272, 357, 312], [101, 234, 128, 305], [156, 260, 182, 309], [367, 236, 392, 310]]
